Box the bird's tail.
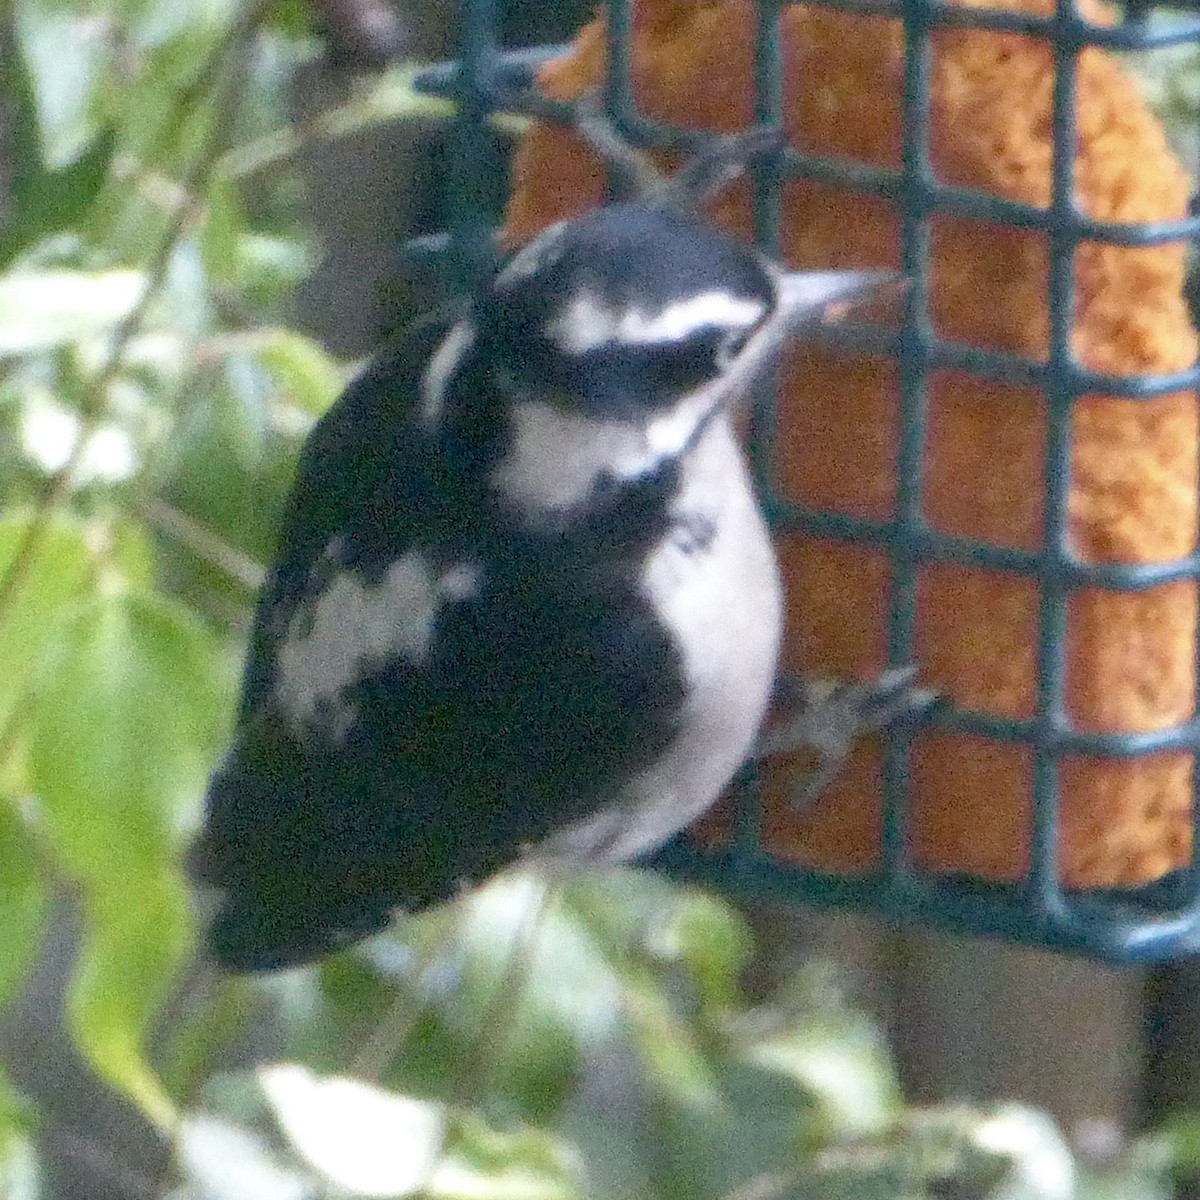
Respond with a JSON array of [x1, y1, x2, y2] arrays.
[[202, 885, 392, 972], [188, 750, 395, 972]]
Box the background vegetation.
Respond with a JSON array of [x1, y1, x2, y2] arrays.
[[0, 1, 1198, 1197]]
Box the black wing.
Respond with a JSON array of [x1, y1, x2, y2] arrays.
[[237, 310, 455, 719], [191, 312, 456, 970]]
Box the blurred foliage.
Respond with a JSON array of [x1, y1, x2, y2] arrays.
[[0, 1, 1197, 1199], [1124, 13, 1200, 170]]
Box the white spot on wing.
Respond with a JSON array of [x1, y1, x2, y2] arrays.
[[547, 289, 767, 355], [421, 320, 474, 428], [496, 219, 571, 284], [276, 550, 481, 737], [439, 561, 481, 601]]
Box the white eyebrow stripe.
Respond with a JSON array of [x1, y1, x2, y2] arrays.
[[421, 319, 475, 427], [547, 290, 768, 354], [628, 292, 768, 345]]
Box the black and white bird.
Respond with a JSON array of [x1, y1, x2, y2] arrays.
[[189, 133, 903, 971]]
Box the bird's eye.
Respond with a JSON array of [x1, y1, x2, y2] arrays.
[[716, 327, 753, 368]]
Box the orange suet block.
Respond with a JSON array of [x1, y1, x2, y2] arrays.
[[505, 0, 1198, 887]]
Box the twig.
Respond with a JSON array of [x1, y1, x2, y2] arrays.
[[349, 907, 466, 1082], [138, 499, 265, 591], [219, 73, 528, 185], [220, 65, 451, 180], [347, 877, 553, 1195], [105, 68, 525, 228], [0, 0, 270, 636], [410, 877, 554, 1198]]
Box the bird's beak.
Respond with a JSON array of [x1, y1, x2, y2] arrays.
[[774, 269, 903, 332], [704, 269, 903, 415]]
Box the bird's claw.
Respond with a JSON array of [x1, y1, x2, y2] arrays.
[[756, 666, 941, 812], [570, 89, 783, 210]]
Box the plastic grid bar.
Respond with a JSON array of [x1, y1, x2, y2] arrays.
[[416, 0, 1200, 961]]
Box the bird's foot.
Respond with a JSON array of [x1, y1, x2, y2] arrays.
[[756, 666, 941, 812], [570, 89, 783, 210]]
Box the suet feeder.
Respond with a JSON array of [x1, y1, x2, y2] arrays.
[[415, 0, 1200, 962]]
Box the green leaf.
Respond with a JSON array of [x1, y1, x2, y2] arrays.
[[26, 587, 229, 1125], [154, 378, 295, 620], [0, 512, 96, 734], [250, 329, 344, 417], [0, 1092, 38, 1200], [176, 1112, 319, 1200], [0, 269, 143, 357], [13, 0, 113, 168], [331, 876, 626, 1123], [200, 175, 244, 287], [737, 963, 902, 1139], [0, 799, 46, 1015], [0, 49, 113, 269], [643, 886, 753, 1014], [742, 1022, 899, 1139], [105, 518, 157, 589], [0, 819, 36, 1186], [259, 1065, 576, 1200], [435, 877, 619, 1118], [220, 351, 273, 468], [908, 1105, 1075, 1200], [1082, 1129, 1176, 1200], [235, 234, 313, 309], [0, 1050, 37, 1195], [266, 0, 316, 37], [1150, 1114, 1200, 1173], [146, 237, 213, 347], [29, 587, 227, 869], [70, 875, 192, 1129], [261, 1065, 447, 1197], [159, 976, 267, 1104]]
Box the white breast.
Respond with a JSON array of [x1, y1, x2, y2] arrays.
[[543, 414, 782, 863]]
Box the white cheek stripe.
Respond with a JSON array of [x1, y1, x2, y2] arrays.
[[276, 549, 481, 735], [548, 290, 767, 355], [491, 403, 632, 513], [644, 392, 714, 459], [490, 394, 718, 515]]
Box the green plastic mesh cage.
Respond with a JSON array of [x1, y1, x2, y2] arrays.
[[413, 0, 1200, 963]]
